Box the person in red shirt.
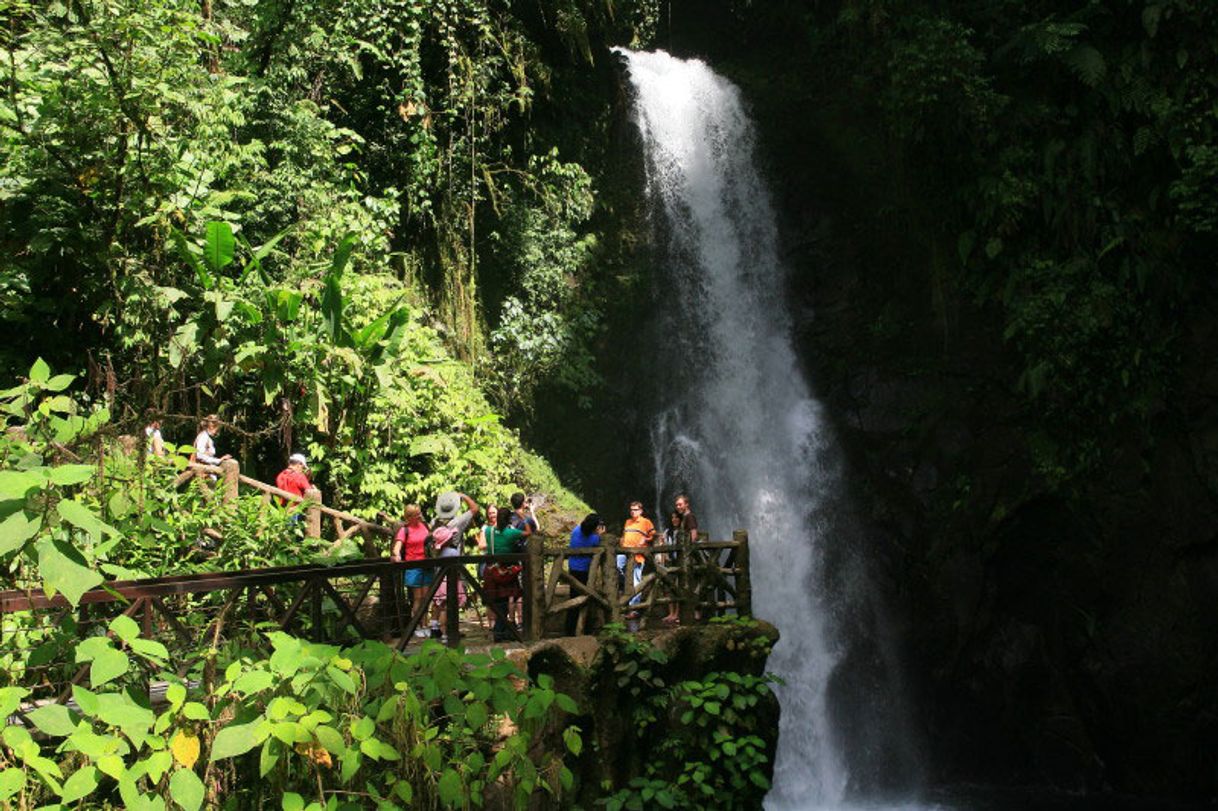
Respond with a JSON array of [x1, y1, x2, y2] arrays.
[[275, 453, 311, 506], [390, 504, 436, 638]]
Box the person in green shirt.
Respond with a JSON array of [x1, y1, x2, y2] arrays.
[[484, 505, 531, 640], [491, 503, 529, 553]]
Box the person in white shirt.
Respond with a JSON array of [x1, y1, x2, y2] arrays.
[[193, 414, 231, 466], [144, 417, 165, 458]]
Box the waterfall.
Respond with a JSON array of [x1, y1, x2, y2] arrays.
[[616, 48, 850, 807]]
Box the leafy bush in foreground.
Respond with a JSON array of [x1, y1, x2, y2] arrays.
[[0, 629, 580, 810]]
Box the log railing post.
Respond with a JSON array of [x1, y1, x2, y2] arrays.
[[445, 563, 461, 648], [219, 459, 239, 503], [678, 531, 695, 625], [525, 536, 544, 641], [310, 578, 323, 642], [141, 597, 153, 638], [305, 486, 322, 540], [733, 529, 751, 617], [603, 540, 622, 625]]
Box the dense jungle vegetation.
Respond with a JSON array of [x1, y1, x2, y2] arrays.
[[0, 0, 653, 508]]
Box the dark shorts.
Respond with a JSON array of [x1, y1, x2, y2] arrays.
[[404, 568, 434, 589]]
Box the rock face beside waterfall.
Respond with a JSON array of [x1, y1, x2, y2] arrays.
[[509, 621, 781, 809]]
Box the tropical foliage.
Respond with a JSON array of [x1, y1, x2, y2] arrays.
[[0, 0, 656, 497], [593, 620, 777, 811], [0, 628, 580, 810]]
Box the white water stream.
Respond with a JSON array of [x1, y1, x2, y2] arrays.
[[617, 48, 849, 808]]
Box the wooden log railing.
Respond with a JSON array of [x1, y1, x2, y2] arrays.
[[0, 555, 528, 704], [0, 530, 752, 705], [174, 459, 391, 549], [529, 530, 752, 634]]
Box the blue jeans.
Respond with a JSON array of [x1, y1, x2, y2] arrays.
[[616, 554, 643, 607]]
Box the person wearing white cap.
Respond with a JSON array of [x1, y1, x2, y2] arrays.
[[275, 453, 311, 506]]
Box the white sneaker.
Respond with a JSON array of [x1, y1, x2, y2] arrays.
[[414, 628, 429, 638]]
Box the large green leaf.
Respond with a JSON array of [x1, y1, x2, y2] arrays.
[[44, 373, 75, 392], [130, 638, 169, 662], [90, 648, 130, 687], [29, 358, 50, 384], [313, 725, 345, 754], [0, 768, 25, 801], [320, 235, 356, 346], [109, 614, 140, 643], [145, 750, 173, 783], [171, 228, 210, 290], [0, 470, 43, 500], [57, 498, 120, 538], [209, 720, 267, 761], [0, 688, 28, 718], [0, 511, 40, 556], [36, 537, 102, 605], [94, 693, 154, 734], [233, 670, 273, 695], [169, 768, 205, 811], [60, 765, 98, 804], [27, 704, 76, 737], [274, 289, 302, 322], [353, 310, 393, 350], [168, 321, 200, 370], [204, 221, 235, 274], [437, 768, 464, 806]]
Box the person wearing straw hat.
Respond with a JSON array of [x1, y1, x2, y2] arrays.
[[431, 491, 480, 641]]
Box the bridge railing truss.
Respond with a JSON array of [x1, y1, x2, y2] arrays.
[[0, 531, 751, 706]]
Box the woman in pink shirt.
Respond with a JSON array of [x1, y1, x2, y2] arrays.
[[390, 504, 433, 638]]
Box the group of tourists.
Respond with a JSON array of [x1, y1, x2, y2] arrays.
[[568, 494, 699, 632], [389, 491, 539, 643], [152, 414, 708, 644], [385, 489, 702, 644]]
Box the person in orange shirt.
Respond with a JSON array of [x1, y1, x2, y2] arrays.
[[618, 501, 654, 617]]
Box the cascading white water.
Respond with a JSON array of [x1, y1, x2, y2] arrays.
[[617, 48, 849, 808]]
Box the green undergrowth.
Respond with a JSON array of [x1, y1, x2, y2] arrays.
[[0, 626, 581, 810], [589, 620, 778, 811], [0, 334, 586, 601]]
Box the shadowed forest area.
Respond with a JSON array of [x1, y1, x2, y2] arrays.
[[657, 0, 1218, 803]]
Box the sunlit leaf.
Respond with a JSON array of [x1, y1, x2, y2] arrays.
[[0, 511, 40, 556], [204, 221, 235, 273], [169, 767, 204, 811], [36, 537, 102, 605]]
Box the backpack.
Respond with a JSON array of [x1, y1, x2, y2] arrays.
[[432, 525, 456, 551]]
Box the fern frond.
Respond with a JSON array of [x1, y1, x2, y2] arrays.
[[1066, 44, 1106, 87]]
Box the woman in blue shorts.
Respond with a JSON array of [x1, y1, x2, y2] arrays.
[[390, 504, 432, 637]]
